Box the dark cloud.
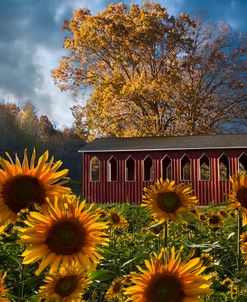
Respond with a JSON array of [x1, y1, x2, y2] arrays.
[[165, 0, 247, 34], [85, 0, 247, 33], [0, 0, 72, 118], [0, 0, 70, 47], [0, 41, 42, 95]]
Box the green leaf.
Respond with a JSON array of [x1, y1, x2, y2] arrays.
[[121, 252, 149, 268], [90, 270, 116, 282], [100, 248, 116, 255], [238, 296, 247, 302], [27, 295, 40, 302]]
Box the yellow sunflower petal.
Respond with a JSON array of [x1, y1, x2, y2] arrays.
[[142, 178, 198, 222], [39, 264, 91, 302], [19, 195, 108, 275], [125, 246, 212, 302], [0, 149, 70, 225]]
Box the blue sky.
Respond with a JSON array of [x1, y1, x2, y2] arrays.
[[0, 0, 247, 127]]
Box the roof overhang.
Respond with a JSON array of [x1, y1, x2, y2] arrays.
[[78, 146, 247, 153]]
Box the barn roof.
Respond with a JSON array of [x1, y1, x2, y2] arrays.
[[78, 134, 247, 153]]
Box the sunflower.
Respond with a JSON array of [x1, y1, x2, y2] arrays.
[[0, 224, 8, 241], [39, 264, 91, 302], [107, 210, 128, 229], [228, 210, 236, 219], [200, 253, 213, 267], [230, 285, 238, 300], [240, 242, 247, 263], [221, 278, 232, 287], [142, 178, 198, 223], [207, 212, 223, 228], [228, 171, 247, 225], [105, 277, 125, 301], [20, 195, 108, 275], [218, 209, 227, 218], [199, 213, 207, 223], [98, 209, 107, 219], [125, 246, 212, 302], [0, 272, 9, 301], [240, 231, 247, 245], [190, 206, 199, 217], [0, 149, 70, 225]]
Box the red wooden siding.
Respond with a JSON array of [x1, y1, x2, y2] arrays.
[[82, 149, 247, 205]]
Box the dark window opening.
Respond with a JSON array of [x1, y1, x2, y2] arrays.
[[126, 157, 135, 181], [162, 156, 172, 180], [90, 156, 100, 181], [239, 154, 247, 172], [219, 154, 229, 180], [200, 155, 210, 180], [181, 155, 191, 181], [108, 157, 118, 181], [144, 156, 154, 181]]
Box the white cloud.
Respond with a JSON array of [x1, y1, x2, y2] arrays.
[[33, 47, 76, 128]]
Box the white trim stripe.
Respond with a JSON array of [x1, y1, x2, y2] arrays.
[[78, 146, 247, 153]]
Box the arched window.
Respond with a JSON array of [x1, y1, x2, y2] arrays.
[[90, 156, 100, 181], [125, 156, 135, 181], [162, 156, 172, 180], [239, 153, 247, 172], [200, 155, 210, 181], [219, 154, 229, 180], [108, 156, 118, 181], [143, 155, 154, 181], [181, 155, 191, 181]]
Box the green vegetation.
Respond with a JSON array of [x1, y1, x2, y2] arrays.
[[1, 203, 247, 301]]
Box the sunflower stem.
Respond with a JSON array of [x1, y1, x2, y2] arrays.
[[163, 220, 169, 248], [237, 211, 242, 271]]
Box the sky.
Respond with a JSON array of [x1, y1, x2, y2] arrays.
[[0, 0, 247, 128]]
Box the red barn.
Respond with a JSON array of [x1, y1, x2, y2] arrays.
[[79, 134, 247, 205]]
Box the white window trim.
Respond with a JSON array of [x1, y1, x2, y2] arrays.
[[142, 155, 154, 181], [218, 153, 230, 181], [238, 152, 247, 172], [199, 154, 210, 181], [107, 155, 118, 182], [90, 156, 100, 182], [161, 155, 173, 180], [180, 154, 191, 181]]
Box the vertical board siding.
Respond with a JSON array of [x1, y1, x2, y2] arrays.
[[82, 149, 247, 205]]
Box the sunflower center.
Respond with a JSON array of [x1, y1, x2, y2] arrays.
[[208, 215, 220, 225], [199, 214, 206, 221], [237, 187, 247, 208], [113, 281, 121, 292], [2, 175, 45, 213], [156, 192, 181, 213], [46, 219, 86, 255], [55, 275, 78, 297], [111, 213, 120, 223], [145, 273, 184, 302]]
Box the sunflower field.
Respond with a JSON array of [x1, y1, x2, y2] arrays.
[[0, 150, 247, 301]]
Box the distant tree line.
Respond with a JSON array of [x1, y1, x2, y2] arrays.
[[0, 99, 85, 187]]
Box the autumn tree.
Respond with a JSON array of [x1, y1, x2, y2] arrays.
[[0, 101, 41, 154], [18, 101, 39, 136], [39, 115, 57, 141], [52, 2, 247, 138], [0, 102, 20, 151], [0, 99, 85, 181], [174, 18, 247, 134]]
